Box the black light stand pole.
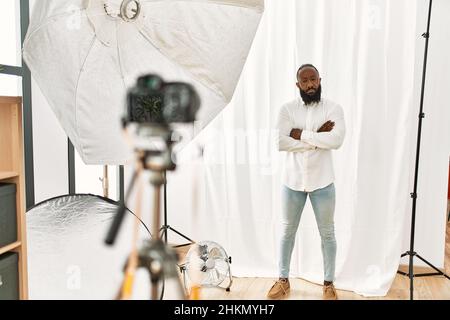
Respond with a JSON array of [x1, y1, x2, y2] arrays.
[[397, 0, 450, 300], [160, 171, 195, 247]]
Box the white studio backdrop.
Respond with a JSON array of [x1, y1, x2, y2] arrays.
[[161, 0, 450, 297], [22, 0, 450, 298]]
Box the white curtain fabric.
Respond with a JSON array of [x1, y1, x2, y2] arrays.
[[165, 0, 450, 297]]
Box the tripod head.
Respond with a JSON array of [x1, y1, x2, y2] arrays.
[[129, 124, 177, 172]]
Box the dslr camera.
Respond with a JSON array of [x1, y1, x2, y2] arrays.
[[122, 74, 200, 171], [123, 74, 200, 127]]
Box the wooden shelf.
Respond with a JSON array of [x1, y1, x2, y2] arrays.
[[0, 241, 22, 255], [0, 171, 19, 180], [0, 96, 28, 299], [0, 96, 22, 105]]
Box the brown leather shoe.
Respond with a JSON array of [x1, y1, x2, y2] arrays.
[[323, 283, 338, 300], [267, 278, 290, 299]]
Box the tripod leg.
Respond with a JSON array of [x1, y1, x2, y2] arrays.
[[168, 226, 195, 244], [151, 280, 159, 300], [121, 270, 136, 300], [415, 254, 450, 280], [115, 254, 137, 300]]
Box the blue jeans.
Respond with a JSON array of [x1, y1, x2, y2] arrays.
[[279, 183, 336, 282]]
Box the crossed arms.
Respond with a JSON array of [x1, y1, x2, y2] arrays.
[[277, 105, 346, 152]]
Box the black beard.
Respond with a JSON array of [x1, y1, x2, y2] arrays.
[[300, 85, 322, 105]]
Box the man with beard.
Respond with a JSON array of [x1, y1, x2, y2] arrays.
[[267, 64, 346, 300]]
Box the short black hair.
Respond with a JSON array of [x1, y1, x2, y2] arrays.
[[297, 64, 319, 79]]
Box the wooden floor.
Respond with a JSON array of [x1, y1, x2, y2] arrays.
[[181, 206, 450, 300], [198, 273, 450, 300]]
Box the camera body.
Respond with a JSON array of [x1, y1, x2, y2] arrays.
[[123, 74, 200, 171], [124, 74, 200, 127]]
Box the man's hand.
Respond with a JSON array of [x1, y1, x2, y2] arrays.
[[317, 120, 335, 133], [290, 128, 302, 140]]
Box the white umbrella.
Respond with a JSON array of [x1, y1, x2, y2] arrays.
[[23, 0, 264, 164]]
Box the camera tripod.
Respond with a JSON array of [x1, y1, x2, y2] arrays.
[[105, 145, 187, 300], [104, 73, 201, 299]]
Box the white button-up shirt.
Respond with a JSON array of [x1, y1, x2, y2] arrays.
[[276, 97, 346, 192]]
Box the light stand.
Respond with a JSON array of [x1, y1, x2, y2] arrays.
[[160, 170, 195, 248], [397, 0, 450, 300]]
